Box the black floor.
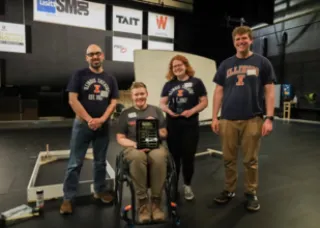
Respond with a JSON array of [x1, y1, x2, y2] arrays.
[[0, 120, 320, 228]]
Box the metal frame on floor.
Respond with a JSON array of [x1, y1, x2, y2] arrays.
[[196, 120, 223, 157], [194, 116, 320, 158], [196, 148, 223, 157], [26, 145, 115, 203]]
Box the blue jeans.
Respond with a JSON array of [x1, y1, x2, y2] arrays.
[[63, 118, 110, 200]]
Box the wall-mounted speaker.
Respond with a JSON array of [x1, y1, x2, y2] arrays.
[[0, 59, 6, 87], [0, 0, 5, 15], [282, 31, 288, 45], [262, 36, 268, 57]]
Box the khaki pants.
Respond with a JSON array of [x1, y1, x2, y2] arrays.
[[124, 145, 168, 200], [219, 116, 264, 195]]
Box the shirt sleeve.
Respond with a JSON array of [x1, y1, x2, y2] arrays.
[[155, 107, 166, 129], [110, 74, 120, 99], [261, 57, 277, 85], [213, 61, 226, 86], [196, 78, 207, 97], [117, 110, 128, 135], [160, 82, 170, 97], [66, 71, 81, 93]]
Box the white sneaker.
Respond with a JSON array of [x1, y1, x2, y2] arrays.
[[184, 185, 194, 200]]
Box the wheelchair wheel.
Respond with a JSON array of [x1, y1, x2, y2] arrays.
[[167, 154, 178, 202], [114, 155, 119, 203], [114, 155, 124, 214]]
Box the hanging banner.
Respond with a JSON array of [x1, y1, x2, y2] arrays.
[[0, 21, 26, 53], [113, 36, 142, 62], [33, 0, 106, 30], [148, 40, 174, 51], [113, 6, 143, 34], [148, 12, 174, 39]]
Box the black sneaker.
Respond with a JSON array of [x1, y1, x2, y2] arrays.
[[214, 190, 235, 204], [245, 193, 260, 211]]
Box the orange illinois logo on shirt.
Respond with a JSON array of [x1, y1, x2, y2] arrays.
[[177, 89, 184, 97], [236, 75, 245, 86], [94, 84, 101, 93]]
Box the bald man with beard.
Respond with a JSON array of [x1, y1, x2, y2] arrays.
[[60, 44, 119, 215]]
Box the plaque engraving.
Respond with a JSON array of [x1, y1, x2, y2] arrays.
[[170, 97, 185, 114], [136, 119, 160, 150]]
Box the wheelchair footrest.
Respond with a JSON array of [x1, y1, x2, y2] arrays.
[[121, 203, 181, 227], [135, 219, 180, 226], [124, 218, 181, 226], [121, 204, 134, 225]]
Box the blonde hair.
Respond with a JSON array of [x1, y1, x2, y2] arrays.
[[232, 26, 253, 40], [165, 54, 195, 81], [130, 81, 147, 90]]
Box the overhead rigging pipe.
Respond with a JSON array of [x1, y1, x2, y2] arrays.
[[251, 5, 320, 30], [130, 0, 192, 11], [279, 31, 288, 84]]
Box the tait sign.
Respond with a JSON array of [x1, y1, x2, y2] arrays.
[[33, 0, 106, 30], [112, 6, 143, 35], [148, 12, 174, 39]]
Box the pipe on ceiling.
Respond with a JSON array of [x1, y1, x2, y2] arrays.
[[251, 5, 320, 30]]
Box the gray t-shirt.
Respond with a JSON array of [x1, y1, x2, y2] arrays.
[[117, 105, 166, 142]]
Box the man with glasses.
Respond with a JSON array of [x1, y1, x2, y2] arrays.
[[60, 44, 119, 215]]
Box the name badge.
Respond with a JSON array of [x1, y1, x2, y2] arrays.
[[128, 112, 137, 118], [247, 69, 257, 76], [184, 82, 192, 88], [100, 91, 109, 98]]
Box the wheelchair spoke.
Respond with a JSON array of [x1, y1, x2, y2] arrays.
[[115, 149, 181, 227]]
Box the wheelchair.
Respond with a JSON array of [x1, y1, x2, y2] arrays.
[[114, 146, 181, 228]]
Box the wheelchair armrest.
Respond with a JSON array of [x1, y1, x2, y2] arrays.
[[116, 148, 130, 173], [117, 148, 126, 158], [161, 140, 169, 150]]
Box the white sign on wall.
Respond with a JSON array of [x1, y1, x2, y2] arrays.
[[275, 84, 281, 108], [113, 36, 142, 62], [148, 12, 174, 39], [33, 0, 106, 30], [113, 6, 143, 34], [0, 21, 26, 53], [148, 40, 174, 51], [134, 50, 217, 121]]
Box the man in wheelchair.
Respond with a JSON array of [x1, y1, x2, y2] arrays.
[[116, 82, 168, 223]]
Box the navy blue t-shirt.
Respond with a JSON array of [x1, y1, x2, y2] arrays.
[[213, 53, 276, 120], [161, 76, 207, 122], [66, 68, 119, 118]]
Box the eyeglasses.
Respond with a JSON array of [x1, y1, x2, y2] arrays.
[[86, 52, 102, 57], [172, 63, 184, 68]]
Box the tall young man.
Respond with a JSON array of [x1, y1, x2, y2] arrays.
[[60, 44, 119, 214], [211, 26, 276, 211]]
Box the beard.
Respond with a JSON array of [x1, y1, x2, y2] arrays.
[[90, 60, 102, 69]]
